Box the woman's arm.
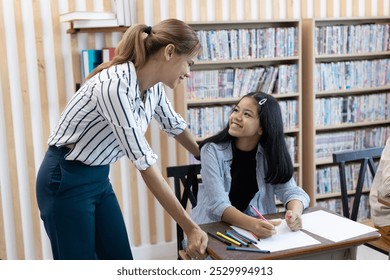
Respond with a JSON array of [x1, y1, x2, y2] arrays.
[[140, 164, 207, 259], [174, 128, 200, 158]]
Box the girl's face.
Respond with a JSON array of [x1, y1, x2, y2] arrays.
[[228, 97, 263, 142]]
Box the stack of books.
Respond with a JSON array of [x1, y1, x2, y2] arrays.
[[59, 0, 132, 28]]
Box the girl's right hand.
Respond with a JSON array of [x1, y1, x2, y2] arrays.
[[252, 219, 282, 239]]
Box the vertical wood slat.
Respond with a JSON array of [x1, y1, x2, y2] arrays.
[[352, 0, 360, 16], [68, 0, 76, 13], [259, 0, 266, 19], [33, 0, 50, 144], [87, 33, 96, 49], [327, 0, 334, 17], [70, 34, 81, 91], [314, 0, 321, 18], [184, 0, 192, 21], [244, 0, 251, 20], [301, 0, 308, 19], [200, 0, 208, 21], [0, 0, 9, 260], [215, 0, 223, 20], [153, 0, 161, 23], [137, 0, 145, 24], [103, 0, 111, 11], [340, 0, 347, 17], [111, 162, 123, 211], [273, 0, 280, 19], [0, 0, 24, 260], [159, 130, 172, 242], [377, 0, 384, 16], [230, 0, 238, 20], [144, 129, 157, 244], [129, 162, 141, 246], [365, 0, 372, 16], [168, 0, 175, 18], [51, 1, 67, 110], [104, 33, 113, 47], [0, 183, 5, 259], [68, 0, 79, 90], [14, 0, 41, 260], [287, 0, 294, 19], [86, 0, 93, 10]]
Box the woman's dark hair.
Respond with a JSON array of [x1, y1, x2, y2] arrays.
[[87, 19, 201, 79], [199, 91, 293, 184]]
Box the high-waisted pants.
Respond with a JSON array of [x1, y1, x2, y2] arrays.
[[36, 145, 133, 260]]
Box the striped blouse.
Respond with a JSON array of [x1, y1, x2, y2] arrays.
[[48, 61, 187, 170]]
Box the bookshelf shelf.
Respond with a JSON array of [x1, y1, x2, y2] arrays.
[[67, 26, 128, 34], [315, 85, 390, 97], [174, 20, 304, 186], [302, 17, 390, 218]]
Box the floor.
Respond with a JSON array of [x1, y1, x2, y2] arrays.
[[356, 245, 389, 260]]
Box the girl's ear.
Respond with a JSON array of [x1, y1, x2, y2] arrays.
[[258, 127, 263, 136]]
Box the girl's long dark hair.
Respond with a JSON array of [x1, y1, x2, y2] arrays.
[[199, 92, 293, 184]]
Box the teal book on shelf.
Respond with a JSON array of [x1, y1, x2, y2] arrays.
[[81, 49, 103, 82]]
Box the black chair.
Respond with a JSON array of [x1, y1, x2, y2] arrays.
[[333, 147, 390, 257], [166, 164, 201, 259], [332, 147, 384, 221]]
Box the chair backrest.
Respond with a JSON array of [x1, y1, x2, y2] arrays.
[[166, 164, 201, 253], [332, 147, 384, 221]]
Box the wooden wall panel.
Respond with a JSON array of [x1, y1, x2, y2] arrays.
[[0, 186, 4, 259], [0, 0, 24, 260], [14, 0, 41, 260]]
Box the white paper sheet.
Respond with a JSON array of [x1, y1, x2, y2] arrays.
[[301, 210, 378, 242], [231, 220, 321, 253]]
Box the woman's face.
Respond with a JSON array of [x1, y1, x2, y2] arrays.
[[228, 97, 263, 140], [163, 51, 195, 89]]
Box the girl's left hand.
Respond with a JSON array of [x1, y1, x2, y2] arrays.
[[285, 210, 302, 231]]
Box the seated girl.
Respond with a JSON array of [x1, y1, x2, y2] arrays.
[[191, 92, 310, 239]]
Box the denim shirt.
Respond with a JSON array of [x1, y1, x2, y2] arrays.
[[190, 141, 310, 224]]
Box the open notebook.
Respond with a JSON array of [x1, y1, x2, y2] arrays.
[[231, 210, 377, 252]]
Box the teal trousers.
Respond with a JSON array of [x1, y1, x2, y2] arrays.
[[36, 145, 133, 260]]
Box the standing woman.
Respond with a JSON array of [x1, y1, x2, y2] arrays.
[[36, 19, 207, 260]]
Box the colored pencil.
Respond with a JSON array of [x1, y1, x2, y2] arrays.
[[216, 231, 242, 246], [207, 231, 231, 246], [226, 245, 270, 254], [225, 231, 249, 247], [229, 229, 258, 244]]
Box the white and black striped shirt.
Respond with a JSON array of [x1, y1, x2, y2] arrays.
[[48, 61, 186, 170]]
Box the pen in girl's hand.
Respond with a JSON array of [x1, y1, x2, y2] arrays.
[[250, 204, 268, 222]]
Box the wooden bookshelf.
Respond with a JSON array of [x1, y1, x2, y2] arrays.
[[174, 20, 304, 187], [302, 17, 390, 214]]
